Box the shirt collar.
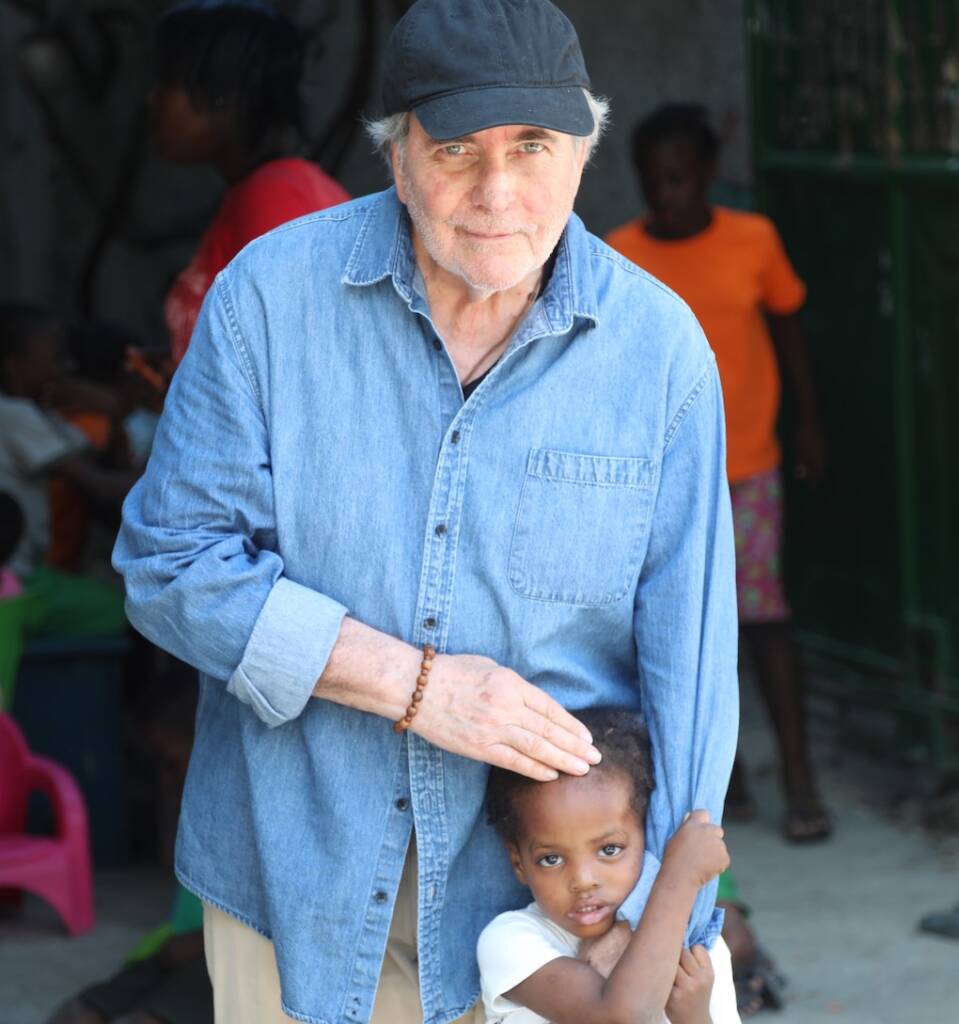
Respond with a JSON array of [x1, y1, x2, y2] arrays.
[[342, 187, 600, 331]]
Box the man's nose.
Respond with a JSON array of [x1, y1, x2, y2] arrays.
[[471, 159, 514, 213]]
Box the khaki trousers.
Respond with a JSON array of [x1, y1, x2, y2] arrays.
[[203, 846, 484, 1024]]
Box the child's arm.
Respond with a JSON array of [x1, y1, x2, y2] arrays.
[[505, 811, 728, 1024]]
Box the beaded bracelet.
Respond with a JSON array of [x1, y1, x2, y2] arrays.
[[394, 643, 436, 734]]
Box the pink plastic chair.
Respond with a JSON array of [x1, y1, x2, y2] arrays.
[[0, 712, 94, 935]]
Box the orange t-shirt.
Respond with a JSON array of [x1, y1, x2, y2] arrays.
[[605, 207, 806, 483]]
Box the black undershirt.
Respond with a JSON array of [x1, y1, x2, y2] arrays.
[[458, 251, 557, 402], [461, 367, 492, 401]]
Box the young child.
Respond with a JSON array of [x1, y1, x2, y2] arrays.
[[605, 104, 830, 844], [478, 708, 739, 1024]]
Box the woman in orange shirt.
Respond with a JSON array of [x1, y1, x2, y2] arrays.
[[606, 104, 829, 845]]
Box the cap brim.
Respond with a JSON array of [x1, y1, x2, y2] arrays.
[[413, 84, 594, 140]]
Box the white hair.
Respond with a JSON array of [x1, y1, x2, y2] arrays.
[[364, 89, 610, 169]]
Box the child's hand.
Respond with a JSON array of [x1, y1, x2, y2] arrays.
[[665, 945, 714, 1024], [578, 920, 631, 978], [662, 810, 729, 889]]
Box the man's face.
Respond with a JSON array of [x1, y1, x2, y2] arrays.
[[506, 769, 646, 941], [393, 115, 588, 294]]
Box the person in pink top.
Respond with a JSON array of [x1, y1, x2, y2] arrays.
[[153, 0, 350, 366]]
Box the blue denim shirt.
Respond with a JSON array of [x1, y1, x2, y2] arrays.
[[113, 188, 737, 1024]]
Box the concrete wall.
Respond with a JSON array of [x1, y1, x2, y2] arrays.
[[0, 0, 748, 347]]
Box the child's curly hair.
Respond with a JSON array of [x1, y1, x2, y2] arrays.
[[486, 707, 655, 845]]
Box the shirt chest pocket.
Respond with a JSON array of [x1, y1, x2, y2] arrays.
[[508, 447, 657, 607]]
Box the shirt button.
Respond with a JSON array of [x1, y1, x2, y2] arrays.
[[450, 430, 461, 444], [374, 890, 388, 904], [435, 523, 447, 536], [423, 617, 437, 630], [396, 797, 410, 811], [432, 338, 442, 351]]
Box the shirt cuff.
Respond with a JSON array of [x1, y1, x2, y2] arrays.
[[227, 577, 348, 727], [615, 851, 725, 950]]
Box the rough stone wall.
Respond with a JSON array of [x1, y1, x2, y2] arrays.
[[0, 0, 747, 347]]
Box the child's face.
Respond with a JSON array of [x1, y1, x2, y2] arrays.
[[638, 137, 713, 238], [3, 331, 62, 399], [149, 83, 219, 164], [506, 769, 645, 941]]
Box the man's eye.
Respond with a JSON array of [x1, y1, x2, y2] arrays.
[[537, 853, 563, 867], [520, 142, 545, 154], [443, 144, 466, 156], [598, 844, 623, 858]]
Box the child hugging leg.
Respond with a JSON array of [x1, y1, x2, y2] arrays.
[[478, 708, 738, 1024]]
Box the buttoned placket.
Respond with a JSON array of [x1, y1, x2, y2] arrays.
[[405, 307, 473, 1009], [400, 289, 560, 1016], [342, 736, 415, 1023]]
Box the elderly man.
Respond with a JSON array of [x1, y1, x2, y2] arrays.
[[114, 1, 739, 1022]]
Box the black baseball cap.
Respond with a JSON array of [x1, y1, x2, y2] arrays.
[[382, 0, 594, 140]]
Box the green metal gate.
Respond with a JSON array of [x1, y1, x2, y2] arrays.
[[747, 0, 959, 779]]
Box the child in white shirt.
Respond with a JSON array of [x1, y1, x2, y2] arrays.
[[477, 708, 740, 1024]]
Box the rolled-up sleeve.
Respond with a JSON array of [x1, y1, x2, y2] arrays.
[[113, 273, 347, 727], [627, 354, 738, 946]]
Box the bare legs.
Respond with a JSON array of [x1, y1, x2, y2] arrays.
[[736, 621, 831, 842]]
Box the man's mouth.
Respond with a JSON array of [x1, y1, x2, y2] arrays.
[[566, 901, 611, 927], [459, 229, 517, 240]]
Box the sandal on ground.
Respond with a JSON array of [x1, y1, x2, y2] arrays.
[[783, 802, 832, 844], [918, 905, 959, 940], [725, 794, 759, 823], [733, 947, 787, 1016]]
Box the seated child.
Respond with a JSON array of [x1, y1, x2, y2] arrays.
[[0, 491, 24, 599], [0, 303, 132, 639], [478, 708, 738, 1024]]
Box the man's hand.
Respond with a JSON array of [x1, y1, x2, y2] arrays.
[[664, 945, 714, 1024], [579, 920, 631, 979], [411, 653, 600, 781], [314, 619, 599, 782]]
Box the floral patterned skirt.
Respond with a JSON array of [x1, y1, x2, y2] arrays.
[[730, 467, 791, 624]]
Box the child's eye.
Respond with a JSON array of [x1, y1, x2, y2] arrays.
[[598, 844, 623, 858], [537, 853, 564, 868]]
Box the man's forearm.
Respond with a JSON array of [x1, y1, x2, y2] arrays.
[[314, 616, 422, 720]]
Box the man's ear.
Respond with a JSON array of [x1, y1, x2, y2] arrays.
[[391, 144, 406, 202], [506, 841, 528, 886]]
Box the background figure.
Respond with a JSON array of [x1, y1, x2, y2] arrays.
[[605, 103, 830, 844], [47, 661, 211, 1024], [153, 0, 349, 366], [0, 303, 133, 642], [46, 5, 350, 1020], [0, 491, 26, 710]]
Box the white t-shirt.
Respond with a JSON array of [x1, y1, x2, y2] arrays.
[[0, 394, 86, 576], [477, 902, 741, 1024]]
